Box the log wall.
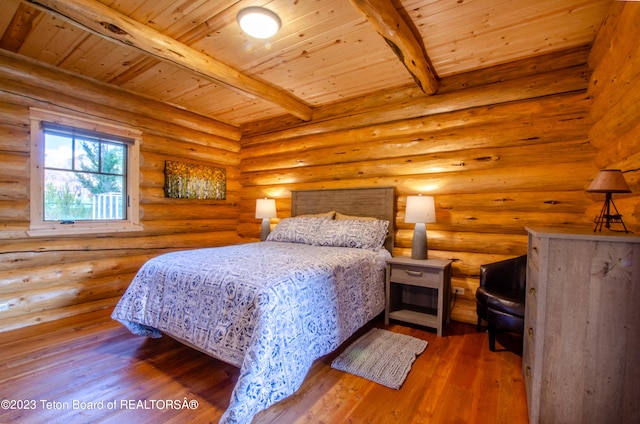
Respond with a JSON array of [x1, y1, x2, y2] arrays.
[[2, 2, 638, 331], [240, 43, 619, 324], [0, 51, 243, 332], [586, 1, 640, 226]]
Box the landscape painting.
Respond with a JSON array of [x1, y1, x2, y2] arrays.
[[164, 160, 226, 200]]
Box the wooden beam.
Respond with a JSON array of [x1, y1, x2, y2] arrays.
[[349, 0, 438, 95], [0, 48, 242, 142], [25, 0, 313, 121], [0, 2, 42, 53]]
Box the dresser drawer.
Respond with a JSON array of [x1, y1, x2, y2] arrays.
[[528, 234, 541, 271], [526, 263, 539, 320], [388, 263, 441, 288], [523, 297, 537, 423], [523, 353, 533, 414], [524, 302, 536, 367]]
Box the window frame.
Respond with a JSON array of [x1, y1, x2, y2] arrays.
[[29, 108, 143, 236]]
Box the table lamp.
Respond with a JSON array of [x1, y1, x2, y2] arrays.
[[405, 195, 436, 259], [255, 198, 277, 240], [586, 169, 631, 233]]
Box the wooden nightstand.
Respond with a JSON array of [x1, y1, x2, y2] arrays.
[[385, 256, 452, 336]]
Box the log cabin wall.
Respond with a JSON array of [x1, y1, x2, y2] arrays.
[[585, 1, 640, 223], [1, 1, 637, 333], [239, 38, 634, 324], [0, 51, 243, 333]]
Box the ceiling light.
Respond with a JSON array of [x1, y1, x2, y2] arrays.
[[237, 7, 281, 39]]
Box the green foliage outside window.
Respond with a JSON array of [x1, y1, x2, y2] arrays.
[[44, 182, 91, 221], [43, 127, 127, 222]]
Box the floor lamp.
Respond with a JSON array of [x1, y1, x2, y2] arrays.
[[587, 169, 631, 233], [405, 195, 436, 259]]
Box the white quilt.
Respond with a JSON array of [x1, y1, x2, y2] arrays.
[[111, 241, 389, 423]]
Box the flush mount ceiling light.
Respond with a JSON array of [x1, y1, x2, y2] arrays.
[[237, 7, 281, 39]]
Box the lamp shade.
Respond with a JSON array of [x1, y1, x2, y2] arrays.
[[237, 7, 281, 39], [255, 198, 277, 219], [587, 169, 631, 193], [405, 195, 436, 223]]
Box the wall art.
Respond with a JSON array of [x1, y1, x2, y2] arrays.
[[164, 160, 226, 200]]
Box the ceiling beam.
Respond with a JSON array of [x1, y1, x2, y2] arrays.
[[25, 0, 313, 121], [349, 0, 439, 95]]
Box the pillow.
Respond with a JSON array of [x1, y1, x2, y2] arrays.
[[313, 219, 389, 250], [297, 210, 336, 219], [266, 216, 328, 245], [335, 212, 377, 221]]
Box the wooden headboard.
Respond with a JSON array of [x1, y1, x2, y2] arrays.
[[291, 186, 395, 253]]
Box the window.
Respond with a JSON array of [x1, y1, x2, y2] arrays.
[[43, 123, 128, 221], [29, 108, 142, 236]]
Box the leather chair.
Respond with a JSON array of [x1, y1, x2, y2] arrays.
[[476, 255, 527, 351]]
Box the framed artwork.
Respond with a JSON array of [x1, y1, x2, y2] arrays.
[[164, 160, 226, 200]]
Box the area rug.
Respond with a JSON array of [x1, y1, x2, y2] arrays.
[[331, 328, 428, 389]]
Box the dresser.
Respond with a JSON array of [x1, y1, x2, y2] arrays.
[[385, 257, 452, 336], [524, 227, 640, 424]]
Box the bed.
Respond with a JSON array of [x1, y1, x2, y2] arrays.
[[111, 186, 395, 423]]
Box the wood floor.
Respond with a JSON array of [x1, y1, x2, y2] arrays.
[[0, 308, 528, 423]]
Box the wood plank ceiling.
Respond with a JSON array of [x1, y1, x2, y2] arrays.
[[0, 0, 612, 127]]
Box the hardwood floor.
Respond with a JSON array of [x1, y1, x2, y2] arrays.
[[0, 309, 528, 423]]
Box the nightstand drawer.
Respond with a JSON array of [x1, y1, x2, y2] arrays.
[[389, 264, 441, 288]]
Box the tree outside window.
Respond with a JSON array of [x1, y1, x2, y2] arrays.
[[43, 126, 127, 222]]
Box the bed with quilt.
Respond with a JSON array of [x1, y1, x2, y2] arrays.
[[111, 187, 395, 423]]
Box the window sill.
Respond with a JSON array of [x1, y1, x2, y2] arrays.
[[27, 222, 144, 237]]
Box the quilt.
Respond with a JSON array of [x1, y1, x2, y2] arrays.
[[111, 241, 390, 423]]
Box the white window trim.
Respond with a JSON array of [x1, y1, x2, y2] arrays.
[[28, 108, 143, 236]]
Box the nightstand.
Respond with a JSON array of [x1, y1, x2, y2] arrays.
[[385, 256, 452, 336]]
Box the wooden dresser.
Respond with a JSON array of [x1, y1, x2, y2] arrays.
[[524, 227, 640, 424]]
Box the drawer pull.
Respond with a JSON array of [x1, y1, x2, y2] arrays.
[[532, 246, 538, 253], [528, 327, 534, 337], [525, 366, 531, 379], [405, 270, 423, 277], [529, 287, 536, 296]]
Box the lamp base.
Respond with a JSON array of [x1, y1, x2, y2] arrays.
[[411, 223, 428, 260], [260, 219, 271, 241], [593, 193, 629, 233]]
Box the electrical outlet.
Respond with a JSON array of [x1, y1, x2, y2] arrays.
[[452, 287, 465, 295]]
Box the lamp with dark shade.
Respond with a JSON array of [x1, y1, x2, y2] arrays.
[[255, 198, 277, 241], [587, 169, 631, 233], [405, 195, 436, 259]]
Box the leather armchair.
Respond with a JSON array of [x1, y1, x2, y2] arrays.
[[476, 255, 527, 351]]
